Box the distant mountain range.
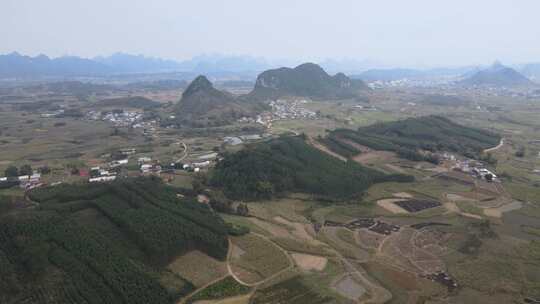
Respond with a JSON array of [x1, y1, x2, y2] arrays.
[[520, 63, 540, 81], [355, 63, 539, 86], [3, 51, 540, 85], [0, 52, 113, 77], [459, 62, 533, 87], [353, 67, 478, 82], [247, 63, 369, 100], [0, 52, 274, 78]]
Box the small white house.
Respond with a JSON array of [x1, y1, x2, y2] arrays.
[[138, 157, 152, 164], [140, 164, 153, 173], [109, 159, 129, 168], [89, 176, 117, 183], [192, 161, 210, 168]]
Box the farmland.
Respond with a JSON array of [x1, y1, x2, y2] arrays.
[[2, 76, 540, 304]]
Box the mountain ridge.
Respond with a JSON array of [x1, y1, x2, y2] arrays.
[[247, 62, 369, 100], [459, 62, 533, 87]]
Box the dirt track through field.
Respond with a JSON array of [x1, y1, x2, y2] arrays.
[[483, 138, 504, 153], [306, 136, 347, 162], [227, 233, 295, 287]]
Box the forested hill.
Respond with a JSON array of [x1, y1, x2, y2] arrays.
[[0, 177, 228, 304], [175, 75, 264, 127], [325, 115, 501, 161], [210, 136, 412, 201], [247, 63, 369, 101], [459, 62, 532, 87]]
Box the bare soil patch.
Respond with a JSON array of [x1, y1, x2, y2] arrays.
[[386, 163, 406, 173], [194, 294, 252, 304], [443, 202, 483, 219], [393, 192, 413, 199], [484, 200, 523, 218], [273, 216, 324, 245], [168, 250, 227, 287], [307, 136, 347, 162], [353, 151, 395, 164], [377, 198, 409, 214], [291, 253, 328, 271], [231, 244, 246, 259], [446, 193, 476, 202], [333, 275, 366, 300]]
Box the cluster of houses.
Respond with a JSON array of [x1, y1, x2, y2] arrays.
[[0, 172, 43, 190], [89, 166, 118, 183], [255, 99, 318, 127], [86, 110, 143, 127], [452, 158, 497, 181], [85, 110, 158, 136], [138, 157, 162, 174]]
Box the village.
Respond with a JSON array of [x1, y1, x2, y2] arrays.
[[255, 99, 319, 128], [85, 109, 159, 135]]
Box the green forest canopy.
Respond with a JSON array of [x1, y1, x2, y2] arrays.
[[0, 177, 228, 304], [210, 136, 413, 201], [325, 115, 501, 160]]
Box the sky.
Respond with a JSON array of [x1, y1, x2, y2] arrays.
[[1, 0, 540, 67]]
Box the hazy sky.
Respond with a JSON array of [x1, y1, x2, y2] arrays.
[[2, 0, 540, 67]]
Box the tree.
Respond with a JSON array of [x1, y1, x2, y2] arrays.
[[255, 181, 274, 199], [236, 203, 249, 217], [38, 166, 51, 175], [4, 166, 18, 177], [515, 147, 526, 158], [19, 164, 33, 176]]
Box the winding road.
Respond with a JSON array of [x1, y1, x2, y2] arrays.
[[483, 138, 504, 153]]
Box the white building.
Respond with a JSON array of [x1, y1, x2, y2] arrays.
[[89, 176, 117, 183]]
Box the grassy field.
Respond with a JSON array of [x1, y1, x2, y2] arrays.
[[229, 234, 290, 284], [168, 251, 228, 288]]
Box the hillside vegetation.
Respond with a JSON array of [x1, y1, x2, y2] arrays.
[[0, 177, 228, 304], [460, 62, 532, 87], [326, 115, 500, 161], [175, 75, 265, 127], [210, 136, 412, 201], [247, 63, 368, 101]]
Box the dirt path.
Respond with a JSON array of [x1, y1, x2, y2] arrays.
[[377, 199, 408, 214], [306, 136, 348, 162], [443, 201, 483, 220], [320, 227, 391, 304], [483, 138, 504, 153], [339, 252, 392, 304], [177, 142, 188, 162], [177, 243, 232, 304]]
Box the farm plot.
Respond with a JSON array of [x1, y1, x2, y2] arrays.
[[229, 234, 291, 285], [332, 275, 366, 300], [394, 199, 442, 213], [251, 276, 333, 304], [355, 229, 385, 250], [291, 253, 328, 271], [378, 228, 447, 275], [168, 251, 227, 288], [377, 198, 409, 214]]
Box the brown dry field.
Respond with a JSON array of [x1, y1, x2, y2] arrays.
[[291, 253, 328, 271], [168, 250, 227, 288]]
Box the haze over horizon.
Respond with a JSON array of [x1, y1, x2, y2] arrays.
[[2, 0, 540, 68]]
